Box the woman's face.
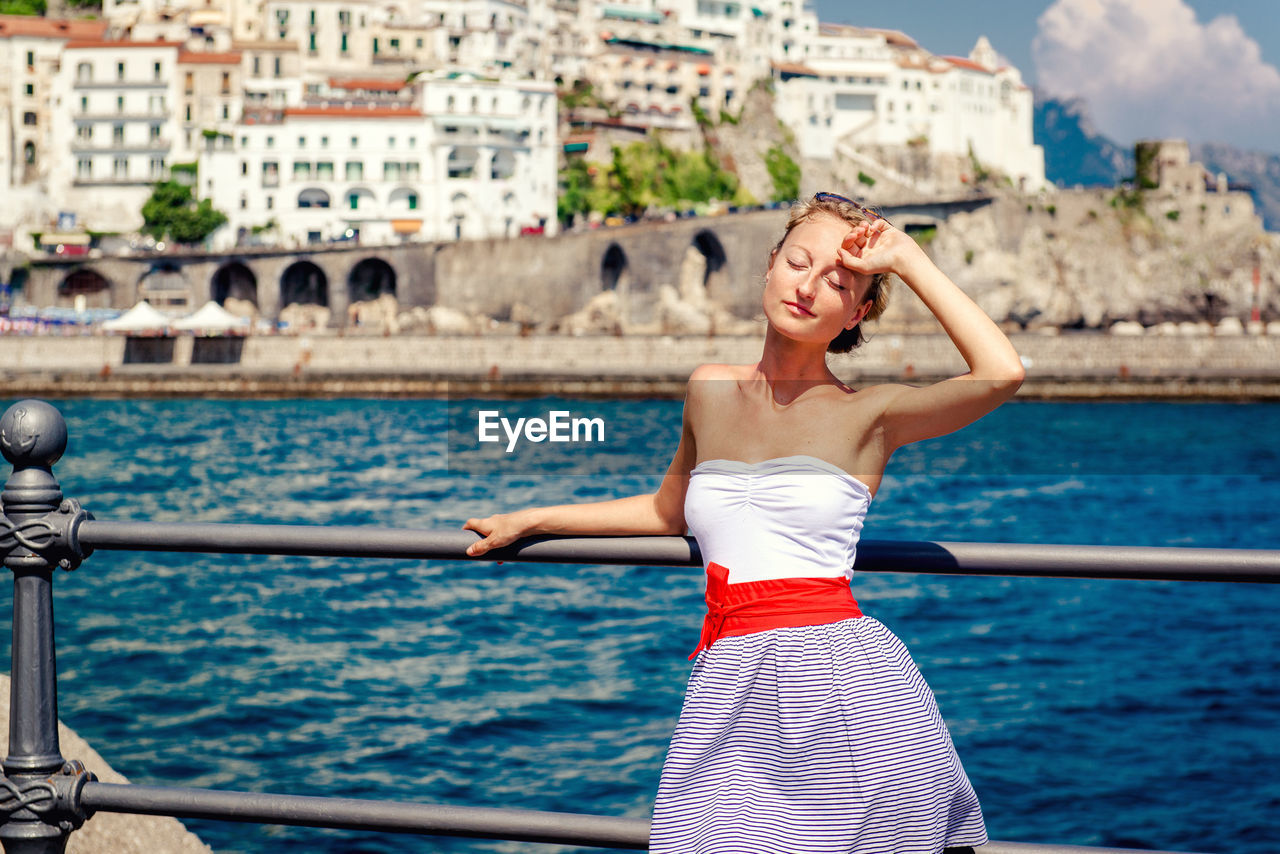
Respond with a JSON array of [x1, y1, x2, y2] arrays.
[[763, 214, 873, 346]]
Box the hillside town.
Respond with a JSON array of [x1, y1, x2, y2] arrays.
[[1, 0, 1046, 252]]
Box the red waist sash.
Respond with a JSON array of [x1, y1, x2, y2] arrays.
[[690, 562, 863, 659]]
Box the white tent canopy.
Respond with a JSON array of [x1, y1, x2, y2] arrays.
[[101, 300, 171, 333], [174, 300, 249, 332]]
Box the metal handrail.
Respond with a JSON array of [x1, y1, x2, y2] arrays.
[[79, 520, 1280, 583], [0, 400, 1247, 853]]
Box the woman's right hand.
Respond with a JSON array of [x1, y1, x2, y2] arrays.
[[462, 510, 536, 557]]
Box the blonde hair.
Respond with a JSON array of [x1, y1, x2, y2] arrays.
[[772, 196, 893, 353]]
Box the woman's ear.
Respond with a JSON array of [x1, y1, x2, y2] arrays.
[[846, 298, 873, 330]]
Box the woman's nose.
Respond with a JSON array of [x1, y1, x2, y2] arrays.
[[796, 274, 817, 298]]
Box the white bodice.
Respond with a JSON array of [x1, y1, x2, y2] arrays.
[[683, 454, 872, 584]]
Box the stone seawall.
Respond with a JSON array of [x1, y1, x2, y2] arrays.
[[3, 332, 1280, 399], [0, 675, 212, 853]]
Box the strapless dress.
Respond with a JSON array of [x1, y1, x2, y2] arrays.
[[649, 455, 987, 854]]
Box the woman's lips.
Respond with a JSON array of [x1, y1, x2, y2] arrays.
[[784, 301, 816, 317]]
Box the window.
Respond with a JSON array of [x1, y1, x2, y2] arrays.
[[26, 50, 34, 67], [266, 195, 274, 209], [348, 191, 359, 210], [388, 136, 395, 148], [293, 161, 312, 179], [154, 61, 162, 80], [240, 160, 248, 176], [23, 142, 35, 164], [407, 193, 418, 210], [373, 37, 379, 55], [320, 136, 328, 148], [80, 96, 88, 113], [298, 136, 306, 148], [315, 161, 333, 180], [351, 136, 358, 147], [345, 161, 363, 180], [240, 194, 247, 209], [408, 136, 416, 147], [23, 112, 36, 126], [221, 72, 230, 94], [340, 33, 348, 53], [184, 71, 194, 94], [266, 135, 275, 148], [389, 38, 399, 50], [262, 160, 279, 187], [77, 62, 92, 82], [150, 157, 165, 178], [77, 125, 92, 142], [309, 32, 317, 52], [222, 104, 230, 120], [77, 158, 91, 179], [117, 61, 125, 81], [273, 57, 282, 78], [404, 161, 420, 179], [309, 8, 316, 25], [113, 157, 128, 178], [416, 38, 423, 49], [149, 94, 165, 113], [24, 83, 35, 96], [149, 124, 162, 141], [113, 124, 124, 145], [185, 104, 192, 121], [383, 161, 402, 180], [116, 96, 125, 113], [253, 55, 261, 76]]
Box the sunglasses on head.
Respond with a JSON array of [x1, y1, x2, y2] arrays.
[[814, 192, 885, 223]]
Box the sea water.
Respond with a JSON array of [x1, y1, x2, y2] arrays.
[[4, 398, 1277, 853]]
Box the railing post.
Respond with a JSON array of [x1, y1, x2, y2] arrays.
[[0, 401, 94, 854]]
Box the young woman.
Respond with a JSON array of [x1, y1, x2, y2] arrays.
[[464, 193, 1025, 853]]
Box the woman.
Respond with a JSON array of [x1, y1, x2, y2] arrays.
[[464, 193, 1024, 853]]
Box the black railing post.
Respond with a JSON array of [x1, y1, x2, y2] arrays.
[[0, 401, 94, 854]]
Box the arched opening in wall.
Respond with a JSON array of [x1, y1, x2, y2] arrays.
[[450, 192, 471, 240], [297, 187, 331, 209], [346, 187, 377, 213], [23, 141, 35, 164], [491, 149, 516, 181], [280, 261, 329, 308], [447, 146, 479, 180], [691, 230, 727, 295], [138, 263, 192, 311], [211, 261, 258, 310], [601, 243, 628, 291], [348, 258, 396, 304], [57, 268, 111, 309]]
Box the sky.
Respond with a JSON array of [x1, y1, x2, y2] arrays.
[[810, 0, 1280, 155]]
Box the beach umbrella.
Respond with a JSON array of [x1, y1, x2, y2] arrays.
[[101, 300, 171, 333], [173, 300, 249, 333]]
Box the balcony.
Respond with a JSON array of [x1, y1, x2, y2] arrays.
[[71, 138, 171, 153]]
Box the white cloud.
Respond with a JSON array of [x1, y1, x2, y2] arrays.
[[1033, 0, 1280, 151]]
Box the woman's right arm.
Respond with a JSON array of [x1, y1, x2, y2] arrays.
[[463, 384, 699, 556]]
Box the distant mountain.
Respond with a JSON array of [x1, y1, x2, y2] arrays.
[[1032, 89, 1131, 188], [1033, 90, 1280, 231]]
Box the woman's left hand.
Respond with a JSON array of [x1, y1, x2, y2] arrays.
[[837, 219, 928, 280]]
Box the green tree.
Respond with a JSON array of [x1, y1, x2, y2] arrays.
[[557, 158, 593, 226], [0, 0, 47, 14], [764, 145, 800, 202], [141, 180, 227, 244]]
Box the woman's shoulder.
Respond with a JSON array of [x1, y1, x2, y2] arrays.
[[687, 363, 752, 401], [689, 363, 753, 382]]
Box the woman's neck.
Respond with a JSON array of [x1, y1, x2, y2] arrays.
[[755, 327, 838, 391]]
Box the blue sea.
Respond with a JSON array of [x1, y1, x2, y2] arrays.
[[5, 398, 1279, 853]]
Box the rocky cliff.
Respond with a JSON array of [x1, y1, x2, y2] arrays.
[[885, 190, 1277, 331]]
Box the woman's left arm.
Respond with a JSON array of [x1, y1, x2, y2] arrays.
[[841, 220, 1025, 450]]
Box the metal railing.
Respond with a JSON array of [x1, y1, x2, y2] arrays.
[[2, 398, 1270, 854]]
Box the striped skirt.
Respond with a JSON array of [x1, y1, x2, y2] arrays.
[[650, 617, 987, 854]]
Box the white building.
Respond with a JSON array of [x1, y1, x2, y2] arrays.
[[784, 26, 1045, 189], [204, 72, 558, 248], [0, 15, 109, 249], [47, 39, 189, 234]]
